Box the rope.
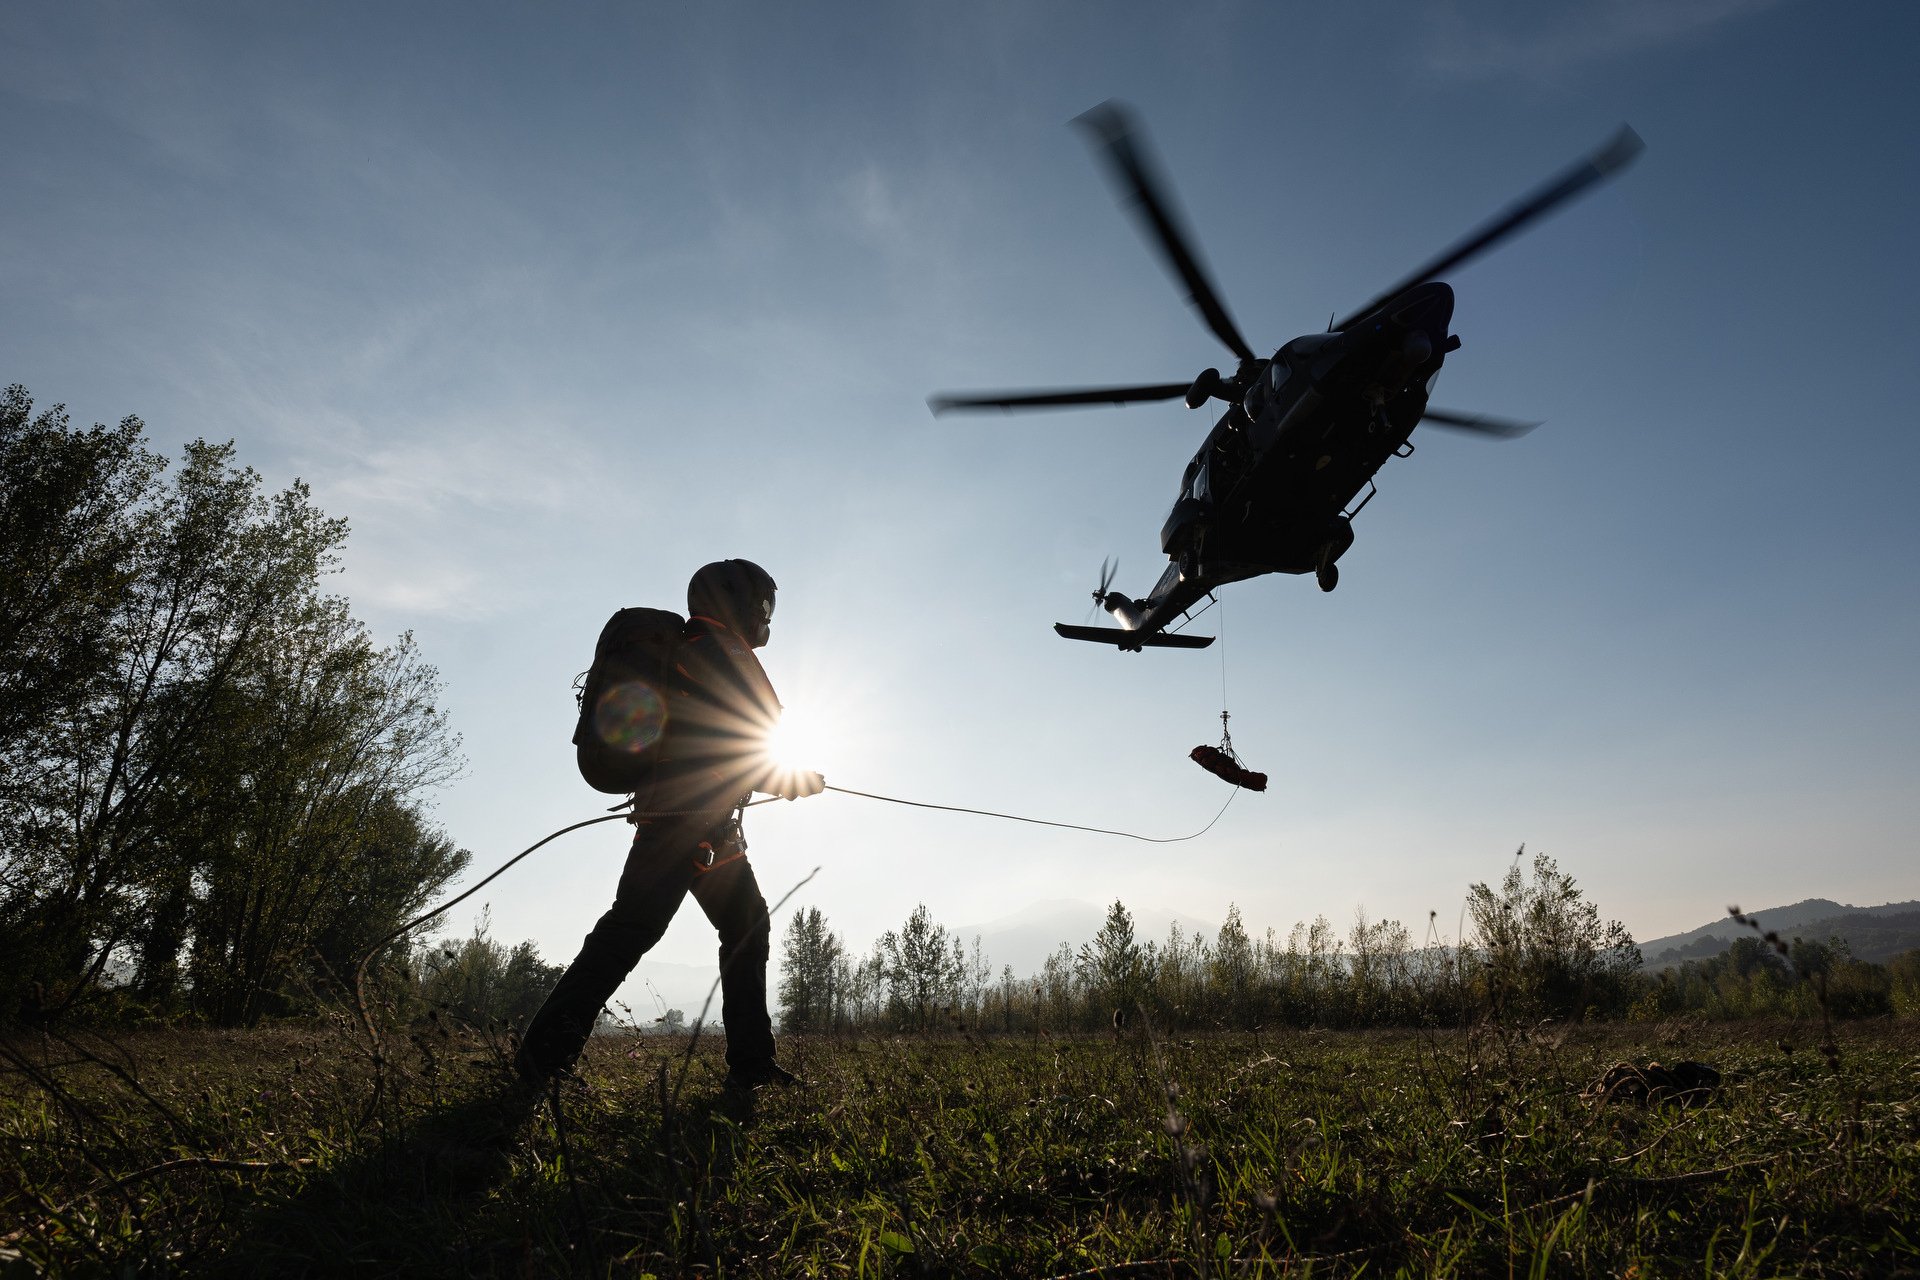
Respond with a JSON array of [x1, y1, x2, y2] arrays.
[[344, 772, 1242, 1122], [348, 795, 778, 1123], [823, 783, 1238, 843], [360, 799, 777, 964], [357, 780, 1234, 982]]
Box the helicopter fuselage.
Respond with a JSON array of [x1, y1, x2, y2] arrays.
[[1107, 282, 1457, 636]]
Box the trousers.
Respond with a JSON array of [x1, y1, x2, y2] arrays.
[[519, 809, 776, 1076]]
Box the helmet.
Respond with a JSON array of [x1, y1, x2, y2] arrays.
[[687, 559, 778, 647]]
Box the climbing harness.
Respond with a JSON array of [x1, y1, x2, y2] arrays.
[[694, 811, 750, 873]]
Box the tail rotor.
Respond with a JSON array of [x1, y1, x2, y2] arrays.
[[1084, 556, 1119, 623]]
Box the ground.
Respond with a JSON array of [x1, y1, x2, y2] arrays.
[[3, 1017, 1917, 1276]]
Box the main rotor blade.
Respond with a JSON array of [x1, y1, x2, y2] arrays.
[[1334, 125, 1644, 331], [927, 383, 1191, 415], [1073, 101, 1256, 364], [1420, 406, 1542, 438]]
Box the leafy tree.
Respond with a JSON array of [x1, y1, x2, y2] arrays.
[[1887, 949, 1920, 1017], [172, 611, 464, 1023], [1209, 904, 1257, 1027], [416, 911, 565, 1028], [0, 389, 159, 784], [0, 388, 467, 1024], [877, 903, 966, 1030], [964, 935, 992, 1023], [779, 905, 844, 1033], [1347, 911, 1413, 1024], [1151, 920, 1209, 1029], [1466, 847, 1640, 1021], [1037, 941, 1078, 1030], [1079, 899, 1148, 1022]]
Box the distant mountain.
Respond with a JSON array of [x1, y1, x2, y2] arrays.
[[954, 898, 1217, 981], [1640, 899, 1920, 970]]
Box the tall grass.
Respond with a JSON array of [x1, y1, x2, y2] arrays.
[[4, 1014, 1915, 1276]]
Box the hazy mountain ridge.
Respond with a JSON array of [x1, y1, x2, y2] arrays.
[[1640, 899, 1920, 970]]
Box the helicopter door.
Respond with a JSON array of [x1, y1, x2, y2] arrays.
[[1249, 360, 1292, 451]]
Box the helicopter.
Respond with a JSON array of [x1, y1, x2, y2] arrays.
[[929, 102, 1642, 651]]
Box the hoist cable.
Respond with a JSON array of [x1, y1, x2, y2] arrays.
[[1216, 601, 1236, 761]]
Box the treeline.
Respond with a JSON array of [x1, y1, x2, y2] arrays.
[[781, 851, 1645, 1034], [780, 851, 1920, 1035], [408, 912, 565, 1031], [1, 386, 469, 1026], [1637, 935, 1920, 1021]]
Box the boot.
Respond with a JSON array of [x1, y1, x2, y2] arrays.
[[724, 1059, 807, 1091]]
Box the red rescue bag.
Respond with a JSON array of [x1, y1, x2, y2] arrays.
[[1190, 744, 1267, 792]]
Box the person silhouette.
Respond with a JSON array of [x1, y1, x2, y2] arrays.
[[518, 559, 822, 1088]]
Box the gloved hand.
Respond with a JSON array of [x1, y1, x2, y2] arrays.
[[774, 771, 826, 801]]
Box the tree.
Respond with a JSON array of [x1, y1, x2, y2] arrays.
[[1077, 900, 1149, 1025], [1466, 847, 1640, 1021], [1347, 910, 1413, 1024], [0, 388, 468, 1024], [964, 935, 992, 1024], [1150, 920, 1208, 1029], [1, 391, 161, 1013], [1209, 905, 1257, 1027], [0, 389, 158, 788], [877, 904, 966, 1030], [1038, 941, 1078, 1030], [779, 906, 844, 1033], [188, 616, 465, 1022], [417, 911, 564, 1028]]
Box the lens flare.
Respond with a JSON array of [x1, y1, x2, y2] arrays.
[[594, 680, 668, 754]]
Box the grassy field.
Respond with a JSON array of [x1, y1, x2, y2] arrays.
[[3, 1015, 1917, 1277]]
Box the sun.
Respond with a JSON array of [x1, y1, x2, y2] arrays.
[[761, 703, 832, 775]]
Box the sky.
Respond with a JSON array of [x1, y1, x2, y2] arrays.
[[4, 1, 1917, 1004]]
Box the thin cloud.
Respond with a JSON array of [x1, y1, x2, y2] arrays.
[[317, 424, 589, 518], [338, 550, 493, 621], [1423, 0, 1784, 79]]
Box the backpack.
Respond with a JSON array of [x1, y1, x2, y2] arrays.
[[573, 607, 688, 794]]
